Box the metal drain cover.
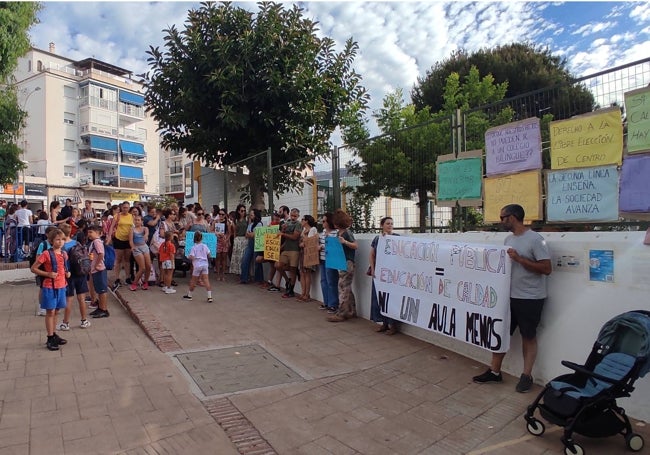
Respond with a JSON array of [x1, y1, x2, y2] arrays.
[[175, 344, 303, 395]]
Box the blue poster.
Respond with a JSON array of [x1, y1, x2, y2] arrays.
[[546, 165, 619, 222], [325, 236, 347, 271], [185, 231, 217, 258], [589, 249, 614, 282]]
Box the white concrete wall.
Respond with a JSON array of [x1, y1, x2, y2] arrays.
[[298, 231, 650, 421]]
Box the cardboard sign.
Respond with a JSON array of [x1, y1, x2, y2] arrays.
[[263, 233, 281, 261], [302, 235, 320, 267], [254, 225, 279, 251]]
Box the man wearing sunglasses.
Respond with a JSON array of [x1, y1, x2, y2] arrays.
[[473, 204, 552, 393]]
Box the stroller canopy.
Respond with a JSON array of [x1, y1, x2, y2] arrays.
[[597, 310, 650, 378]]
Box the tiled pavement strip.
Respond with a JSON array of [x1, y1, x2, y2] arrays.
[[1, 274, 649, 455]]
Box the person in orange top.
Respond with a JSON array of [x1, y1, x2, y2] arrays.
[[158, 231, 176, 294], [31, 228, 71, 351]]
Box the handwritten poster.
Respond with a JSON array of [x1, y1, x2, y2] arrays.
[[619, 154, 650, 213], [550, 107, 623, 169], [436, 155, 483, 203], [546, 165, 619, 222], [184, 231, 217, 258], [483, 170, 542, 223], [254, 225, 279, 251], [624, 86, 650, 154], [374, 235, 512, 353], [302, 235, 320, 267], [325, 237, 347, 271], [485, 117, 542, 176], [213, 223, 225, 234], [263, 233, 281, 261]]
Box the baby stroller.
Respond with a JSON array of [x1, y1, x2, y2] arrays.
[[524, 310, 650, 455]]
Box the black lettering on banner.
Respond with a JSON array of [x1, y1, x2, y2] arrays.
[[465, 312, 503, 351], [399, 296, 419, 324], [378, 291, 390, 313], [427, 302, 456, 337]]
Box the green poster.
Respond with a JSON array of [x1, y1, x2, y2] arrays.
[[254, 225, 279, 251], [437, 157, 482, 201], [625, 87, 650, 154]]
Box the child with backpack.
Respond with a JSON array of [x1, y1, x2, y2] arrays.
[[58, 223, 91, 330], [30, 228, 70, 351], [183, 231, 213, 302], [30, 225, 56, 316], [87, 225, 110, 318], [159, 231, 176, 294]]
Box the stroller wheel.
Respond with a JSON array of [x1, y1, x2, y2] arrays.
[[625, 433, 644, 452], [526, 418, 545, 436], [564, 443, 584, 455]]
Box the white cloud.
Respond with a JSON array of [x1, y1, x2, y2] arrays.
[[630, 3, 650, 23], [572, 21, 615, 37]]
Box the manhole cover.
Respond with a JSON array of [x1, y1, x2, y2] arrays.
[[175, 344, 303, 395]]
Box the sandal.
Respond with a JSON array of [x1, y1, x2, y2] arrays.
[[376, 324, 389, 333]]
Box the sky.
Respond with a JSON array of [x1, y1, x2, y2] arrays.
[[29, 1, 650, 140]]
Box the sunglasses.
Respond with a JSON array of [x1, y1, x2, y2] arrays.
[[197, 213, 204, 216], [219, 212, 226, 216]]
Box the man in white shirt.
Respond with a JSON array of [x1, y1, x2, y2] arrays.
[[15, 200, 34, 252]]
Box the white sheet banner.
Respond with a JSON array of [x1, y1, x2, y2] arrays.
[[375, 235, 512, 353]]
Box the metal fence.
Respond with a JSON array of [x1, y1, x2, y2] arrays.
[[329, 57, 650, 233]]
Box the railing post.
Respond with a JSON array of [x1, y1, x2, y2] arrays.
[[266, 147, 273, 214]]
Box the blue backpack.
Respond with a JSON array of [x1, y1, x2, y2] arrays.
[[103, 244, 116, 270]]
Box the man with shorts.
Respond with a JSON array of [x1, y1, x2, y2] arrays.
[[473, 204, 552, 393], [275, 208, 301, 298]]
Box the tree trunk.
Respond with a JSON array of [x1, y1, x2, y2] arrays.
[[417, 188, 428, 233], [248, 165, 266, 211]]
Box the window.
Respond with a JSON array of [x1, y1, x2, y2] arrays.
[[37, 60, 43, 71], [64, 112, 75, 125], [28, 60, 32, 72], [64, 139, 76, 151], [64, 86, 76, 98], [64, 166, 75, 178]]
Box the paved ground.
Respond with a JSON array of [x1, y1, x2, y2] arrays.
[[1, 272, 649, 454]]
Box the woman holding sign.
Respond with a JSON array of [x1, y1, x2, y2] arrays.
[[297, 215, 318, 302], [327, 209, 358, 323], [229, 204, 248, 276], [369, 216, 398, 335], [212, 209, 232, 281]]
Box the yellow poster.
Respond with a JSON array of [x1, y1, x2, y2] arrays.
[[263, 233, 281, 261], [483, 170, 542, 223], [550, 107, 623, 169]]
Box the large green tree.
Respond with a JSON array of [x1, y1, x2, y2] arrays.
[[412, 43, 594, 120], [349, 67, 509, 230], [144, 2, 368, 208], [0, 2, 40, 186]]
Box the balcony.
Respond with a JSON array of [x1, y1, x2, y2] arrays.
[[79, 149, 118, 164], [80, 122, 118, 137], [120, 178, 145, 190], [166, 184, 183, 193], [169, 166, 183, 175], [118, 126, 146, 142], [118, 102, 145, 120], [80, 176, 119, 188]]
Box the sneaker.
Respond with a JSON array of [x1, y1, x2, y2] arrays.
[[80, 319, 91, 329], [125, 277, 133, 285], [46, 336, 59, 351], [183, 295, 193, 300], [88, 300, 99, 310], [57, 322, 70, 331], [130, 283, 138, 291], [319, 304, 327, 310], [164, 288, 177, 294], [326, 308, 338, 314], [267, 286, 280, 292], [207, 297, 213, 303], [111, 280, 121, 292], [282, 291, 295, 299], [91, 310, 110, 318], [141, 282, 149, 290], [89, 307, 103, 317], [472, 368, 503, 384], [37, 308, 47, 316], [84, 296, 92, 303], [53, 333, 67, 345], [516, 374, 533, 393]]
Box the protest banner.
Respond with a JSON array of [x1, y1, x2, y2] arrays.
[[546, 165, 619, 222], [325, 236, 347, 271], [254, 225, 279, 251], [263, 233, 281, 261], [302, 235, 320, 267], [485, 117, 542, 176], [184, 231, 217, 257], [624, 86, 650, 154], [374, 235, 512, 353], [550, 107, 623, 169]]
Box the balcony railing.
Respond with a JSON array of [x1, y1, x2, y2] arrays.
[[80, 176, 119, 187], [118, 102, 145, 119], [79, 96, 117, 112], [79, 149, 118, 162], [169, 166, 183, 175], [118, 127, 146, 142], [80, 122, 118, 137], [120, 179, 145, 190]]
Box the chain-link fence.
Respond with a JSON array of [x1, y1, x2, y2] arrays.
[[328, 57, 650, 233]]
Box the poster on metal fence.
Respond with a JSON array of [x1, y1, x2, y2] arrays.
[[550, 107, 623, 170], [619, 154, 650, 213], [184, 231, 217, 257], [436, 151, 483, 207], [485, 117, 542, 176], [254, 225, 279, 251], [625, 86, 650, 154], [374, 235, 512, 353], [483, 170, 543, 223], [546, 165, 619, 222]]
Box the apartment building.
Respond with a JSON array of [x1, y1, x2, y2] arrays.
[[6, 44, 162, 211]]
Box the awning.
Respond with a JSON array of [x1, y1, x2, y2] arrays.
[[119, 165, 144, 180], [120, 140, 145, 156], [119, 91, 145, 106], [90, 135, 118, 153]]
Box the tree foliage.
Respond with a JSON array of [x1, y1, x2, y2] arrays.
[[412, 43, 594, 120], [144, 2, 368, 208], [0, 2, 40, 186]]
